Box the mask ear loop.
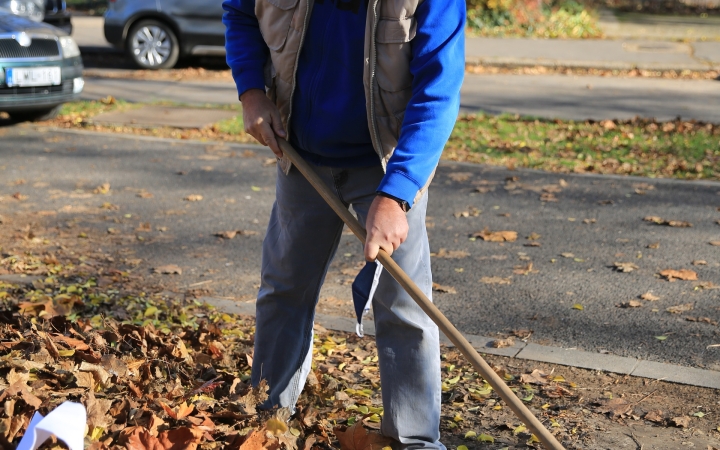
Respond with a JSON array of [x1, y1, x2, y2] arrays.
[[356, 262, 383, 338]]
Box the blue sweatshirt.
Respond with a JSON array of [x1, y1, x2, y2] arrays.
[[223, 0, 464, 207]]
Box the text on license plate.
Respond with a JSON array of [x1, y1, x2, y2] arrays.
[[6, 67, 62, 88]]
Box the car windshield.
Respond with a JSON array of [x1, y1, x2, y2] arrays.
[[0, 0, 44, 22]]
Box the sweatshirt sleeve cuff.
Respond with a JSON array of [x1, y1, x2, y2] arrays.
[[377, 171, 421, 208], [232, 68, 267, 99]]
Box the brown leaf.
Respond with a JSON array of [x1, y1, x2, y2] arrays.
[[671, 416, 691, 428], [431, 283, 456, 294], [184, 195, 203, 202], [240, 429, 280, 450], [121, 426, 164, 450], [52, 333, 90, 351], [617, 300, 642, 308], [480, 276, 512, 285], [613, 262, 638, 273], [640, 292, 660, 301], [659, 269, 697, 282], [214, 230, 239, 239], [667, 303, 694, 314], [472, 228, 517, 242], [158, 426, 204, 450], [491, 337, 515, 349], [154, 264, 183, 275], [433, 248, 469, 259], [644, 410, 664, 423], [74, 371, 95, 389], [84, 390, 113, 431], [520, 369, 548, 385], [596, 398, 631, 418], [710, 241, 720, 246], [644, 216, 692, 227], [334, 423, 394, 450], [137, 191, 154, 199]]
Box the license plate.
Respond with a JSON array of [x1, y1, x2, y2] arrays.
[[6, 67, 62, 88]]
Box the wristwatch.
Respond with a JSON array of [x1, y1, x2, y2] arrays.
[[377, 192, 410, 213]]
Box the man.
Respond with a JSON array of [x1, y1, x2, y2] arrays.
[[222, 0, 464, 448]]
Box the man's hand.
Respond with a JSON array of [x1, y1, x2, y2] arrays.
[[240, 89, 286, 158], [364, 195, 409, 261]]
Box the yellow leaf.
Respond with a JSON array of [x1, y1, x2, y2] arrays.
[[457, 446, 469, 450], [358, 405, 369, 414], [90, 426, 104, 441], [478, 433, 495, 443], [464, 431, 477, 439], [144, 306, 159, 317], [513, 425, 526, 435], [290, 428, 301, 436], [58, 349, 75, 357], [572, 303, 584, 311], [493, 405, 502, 410], [541, 403, 550, 410], [453, 413, 463, 422], [251, 186, 261, 192], [266, 417, 288, 436], [527, 434, 540, 444]]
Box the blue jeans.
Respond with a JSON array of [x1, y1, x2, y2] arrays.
[[252, 164, 443, 450]]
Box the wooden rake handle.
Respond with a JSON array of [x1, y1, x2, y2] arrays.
[[277, 139, 565, 450]]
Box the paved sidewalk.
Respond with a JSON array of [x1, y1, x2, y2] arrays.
[[73, 16, 720, 72], [466, 37, 720, 71]]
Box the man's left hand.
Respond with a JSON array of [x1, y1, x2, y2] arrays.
[[364, 196, 409, 261]]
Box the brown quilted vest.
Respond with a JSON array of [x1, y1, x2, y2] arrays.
[[255, 0, 427, 199]]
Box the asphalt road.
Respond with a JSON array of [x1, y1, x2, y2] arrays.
[[80, 72, 720, 123], [2, 126, 719, 371]]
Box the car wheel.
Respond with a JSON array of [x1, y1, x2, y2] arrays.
[[10, 105, 62, 122], [127, 19, 180, 70]]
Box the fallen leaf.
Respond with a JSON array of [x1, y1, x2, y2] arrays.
[[671, 416, 691, 428], [686, 317, 718, 326], [471, 228, 517, 242], [710, 241, 720, 246], [480, 276, 511, 285], [154, 265, 183, 275], [659, 269, 697, 281], [93, 183, 111, 195], [655, 335, 668, 341], [644, 410, 664, 423], [520, 369, 548, 385], [640, 292, 660, 301], [448, 172, 473, 182], [572, 304, 584, 311], [184, 195, 203, 202], [334, 423, 394, 450], [434, 249, 469, 259], [527, 233, 541, 240], [613, 262, 639, 273], [432, 283, 456, 294], [617, 300, 642, 308], [137, 191, 154, 199], [644, 216, 692, 227], [693, 260, 707, 266], [596, 398, 631, 418], [667, 303, 694, 314], [158, 426, 204, 450], [491, 337, 515, 348]]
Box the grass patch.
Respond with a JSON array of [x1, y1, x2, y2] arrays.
[[44, 100, 720, 181], [466, 0, 602, 38], [446, 113, 720, 180]]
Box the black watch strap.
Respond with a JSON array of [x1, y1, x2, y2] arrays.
[[377, 192, 410, 212]]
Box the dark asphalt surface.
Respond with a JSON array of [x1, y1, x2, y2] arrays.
[[2, 126, 719, 371]]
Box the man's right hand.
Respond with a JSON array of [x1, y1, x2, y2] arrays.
[[240, 89, 286, 158]]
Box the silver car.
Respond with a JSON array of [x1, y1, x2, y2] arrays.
[[104, 0, 226, 70], [0, 10, 84, 121]]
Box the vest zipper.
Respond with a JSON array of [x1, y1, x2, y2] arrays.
[[287, 0, 313, 135], [369, 0, 384, 169]]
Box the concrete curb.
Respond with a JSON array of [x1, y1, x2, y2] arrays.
[[201, 296, 720, 391], [465, 56, 716, 72]]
